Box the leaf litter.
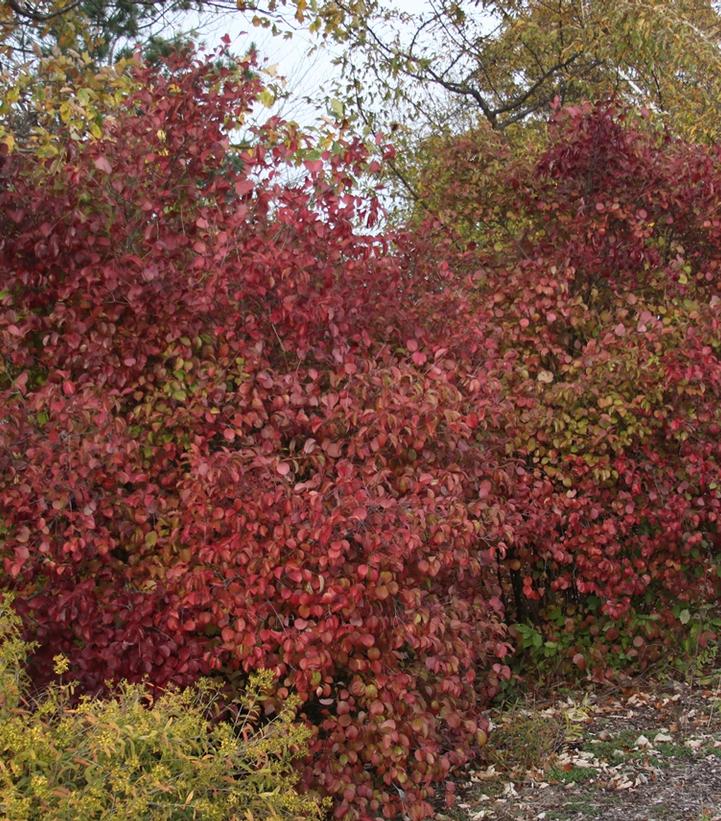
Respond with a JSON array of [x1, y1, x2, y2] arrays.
[[440, 680, 721, 820]]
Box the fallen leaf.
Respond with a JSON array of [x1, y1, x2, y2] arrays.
[[654, 732, 673, 743]]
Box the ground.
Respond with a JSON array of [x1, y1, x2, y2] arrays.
[[441, 679, 721, 821]]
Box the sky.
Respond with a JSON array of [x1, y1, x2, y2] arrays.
[[173, 1, 424, 129], [196, 10, 339, 125]]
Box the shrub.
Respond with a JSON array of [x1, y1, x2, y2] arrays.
[[0, 49, 506, 819], [0, 596, 326, 821], [411, 103, 721, 677], [7, 36, 718, 819]]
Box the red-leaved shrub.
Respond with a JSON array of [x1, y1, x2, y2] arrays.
[[0, 52, 509, 819], [5, 45, 721, 818], [411, 103, 721, 673]]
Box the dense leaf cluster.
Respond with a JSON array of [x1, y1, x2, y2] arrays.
[[2, 46, 721, 820], [415, 103, 721, 670], [0, 52, 507, 819]]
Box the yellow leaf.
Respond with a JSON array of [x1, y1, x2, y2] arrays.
[[37, 142, 59, 158]]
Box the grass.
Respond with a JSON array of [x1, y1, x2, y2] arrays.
[[582, 730, 696, 767], [546, 764, 597, 785], [484, 710, 563, 771], [582, 728, 638, 759]]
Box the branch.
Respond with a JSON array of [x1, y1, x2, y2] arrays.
[[491, 51, 582, 118], [6, 0, 82, 23]]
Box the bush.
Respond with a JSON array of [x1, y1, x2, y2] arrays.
[[6, 38, 718, 820], [411, 103, 721, 677], [0, 50, 505, 819], [0, 597, 326, 821]]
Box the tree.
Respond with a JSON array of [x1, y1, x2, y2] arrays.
[[0, 0, 342, 67], [332, 0, 721, 136], [1, 1, 195, 65], [326, 0, 721, 223]]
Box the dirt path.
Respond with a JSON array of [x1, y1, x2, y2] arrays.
[[441, 681, 721, 820]]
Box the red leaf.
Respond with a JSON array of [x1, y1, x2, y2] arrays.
[[304, 159, 323, 174], [93, 155, 112, 174]]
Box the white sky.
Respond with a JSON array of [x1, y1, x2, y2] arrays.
[[177, 1, 424, 129]]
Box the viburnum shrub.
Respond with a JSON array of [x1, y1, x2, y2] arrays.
[[0, 49, 509, 819], [6, 43, 721, 817], [411, 103, 721, 675]]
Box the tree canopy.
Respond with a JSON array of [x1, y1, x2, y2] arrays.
[[332, 1, 721, 138], [325, 0, 721, 225]]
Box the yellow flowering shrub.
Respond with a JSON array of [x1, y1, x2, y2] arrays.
[[0, 598, 327, 821]]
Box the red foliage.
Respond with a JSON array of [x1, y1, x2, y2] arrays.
[[504, 106, 721, 625], [0, 52, 508, 819], [412, 103, 721, 669], [4, 49, 721, 816]]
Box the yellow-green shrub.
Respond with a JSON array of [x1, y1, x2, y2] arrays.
[[0, 598, 327, 821]]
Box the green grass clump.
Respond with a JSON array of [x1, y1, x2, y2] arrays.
[[546, 764, 596, 785], [484, 709, 563, 771], [0, 596, 327, 820]]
